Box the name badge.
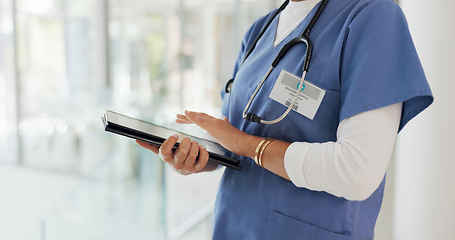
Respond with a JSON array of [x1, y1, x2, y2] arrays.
[[269, 70, 325, 120]]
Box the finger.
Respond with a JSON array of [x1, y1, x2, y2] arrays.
[[159, 134, 179, 162], [175, 169, 192, 176], [173, 137, 192, 168], [194, 145, 210, 172], [136, 140, 159, 154], [176, 114, 193, 124], [183, 141, 200, 168], [185, 110, 212, 126]]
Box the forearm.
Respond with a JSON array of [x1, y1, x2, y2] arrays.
[[241, 135, 292, 180], [241, 103, 402, 201]]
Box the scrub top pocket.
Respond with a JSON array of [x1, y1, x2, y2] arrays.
[[261, 211, 351, 240], [264, 82, 340, 143], [265, 76, 340, 120], [314, 88, 341, 125]]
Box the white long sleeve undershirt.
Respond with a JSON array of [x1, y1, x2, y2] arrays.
[[284, 103, 402, 201], [276, 0, 403, 201]]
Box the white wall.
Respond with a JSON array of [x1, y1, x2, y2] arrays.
[[394, 0, 455, 239]]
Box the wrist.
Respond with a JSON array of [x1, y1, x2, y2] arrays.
[[237, 134, 262, 159]]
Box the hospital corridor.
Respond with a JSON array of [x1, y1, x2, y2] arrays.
[[0, 0, 454, 239]]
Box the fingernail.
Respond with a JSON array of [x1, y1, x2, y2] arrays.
[[171, 134, 179, 139], [200, 145, 206, 150]]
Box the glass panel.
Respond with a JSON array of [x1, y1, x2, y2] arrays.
[[0, 0, 18, 163], [13, 0, 107, 172], [8, 0, 279, 239]]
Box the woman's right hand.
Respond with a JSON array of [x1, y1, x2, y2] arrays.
[[136, 134, 213, 175]]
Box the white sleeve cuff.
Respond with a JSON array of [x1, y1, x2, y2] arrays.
[[284, 141, 313, 189]]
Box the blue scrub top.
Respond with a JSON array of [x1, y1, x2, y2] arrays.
[[215, 0, 433, 239]]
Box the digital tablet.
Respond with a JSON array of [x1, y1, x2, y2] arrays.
[[102, 110, 242, 171]]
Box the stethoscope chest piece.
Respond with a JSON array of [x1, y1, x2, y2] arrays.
[[225, 78, 234, 93]]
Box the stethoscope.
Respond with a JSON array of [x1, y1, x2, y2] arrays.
[[224, 0, 328, 124]]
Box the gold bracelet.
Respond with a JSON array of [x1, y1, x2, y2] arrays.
[[254, 138, 269, 165], [258, 138, 275, 168]]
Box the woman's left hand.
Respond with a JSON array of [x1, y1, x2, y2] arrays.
[[176, 111, 258, 157]]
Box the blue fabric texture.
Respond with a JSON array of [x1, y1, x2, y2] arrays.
[[215, 0, 433, 239]]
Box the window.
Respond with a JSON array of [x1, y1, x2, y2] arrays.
[[1, 0, 278, 239]]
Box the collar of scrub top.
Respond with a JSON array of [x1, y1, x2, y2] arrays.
[[225, 0, 329, 125]]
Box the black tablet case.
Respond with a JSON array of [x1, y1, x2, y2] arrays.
[[102, 110, 242, 171]]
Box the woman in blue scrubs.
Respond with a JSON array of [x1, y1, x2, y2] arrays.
[[137, 0, 433, 239]]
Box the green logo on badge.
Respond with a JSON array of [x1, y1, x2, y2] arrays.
[[297, 82, 305, 91]]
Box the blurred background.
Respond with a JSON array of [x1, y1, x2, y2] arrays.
[[0, 0, 453, 239]]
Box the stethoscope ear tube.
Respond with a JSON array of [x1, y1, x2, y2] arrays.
[[272, 35, 313, 72], [225, 0, 288, 95], [242, 0, 290, 64]]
